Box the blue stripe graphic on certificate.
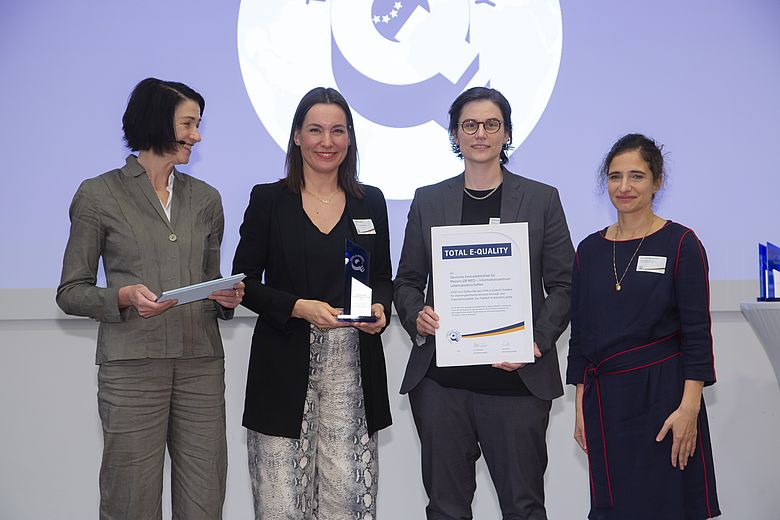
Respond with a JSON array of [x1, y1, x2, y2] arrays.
[[441, 243, 512, 260], [462, 322, 525, 338]]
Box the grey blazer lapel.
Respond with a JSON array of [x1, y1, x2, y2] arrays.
[[124, 157, 176, 234], [442, 173, 464, 226], [169, 169, 188, 230], [500, 169, 526, 223]]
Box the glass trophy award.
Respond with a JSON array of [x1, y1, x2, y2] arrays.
[[337, 240, 377, 322], [758, 241, 780, 301]]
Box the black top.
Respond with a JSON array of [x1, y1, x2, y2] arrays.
[[304, 211, 348, 308], [426, 185, 532, 396]]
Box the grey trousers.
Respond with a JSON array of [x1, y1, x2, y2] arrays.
[[409, 377, 552, 520], [97, 357, 227, 520], [247, 326, 378, 520]]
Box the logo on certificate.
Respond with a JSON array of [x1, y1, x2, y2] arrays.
[[447, 330, 462, 343], [237, 0, 562, 199]]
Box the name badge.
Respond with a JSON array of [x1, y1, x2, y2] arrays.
[[489, 217, 501, 225], [636, 255, 667, 274], [353, 219, 376, 235]]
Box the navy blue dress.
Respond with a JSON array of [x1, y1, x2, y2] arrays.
[[566, 221, 720, 519]]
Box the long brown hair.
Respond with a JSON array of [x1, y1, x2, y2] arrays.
[[283, 87, 363, 198]]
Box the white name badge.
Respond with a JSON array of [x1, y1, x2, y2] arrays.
[[636, 255, 667, 274], [353, 219, 376, 234], [489, 217, 501, 225]]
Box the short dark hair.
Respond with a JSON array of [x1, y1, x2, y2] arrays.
[[122, 78, 205, 155], [599, 133, 667, 197], [448, 87, 513, 164], [283, 87, 363, 198]]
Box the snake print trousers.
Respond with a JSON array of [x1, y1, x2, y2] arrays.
[[248, 326, 378, 520]]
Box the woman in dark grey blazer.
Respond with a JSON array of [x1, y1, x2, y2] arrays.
[[394, 87, 574, 519], [233, 87, 393, 519], [57, 78, 244, 520]]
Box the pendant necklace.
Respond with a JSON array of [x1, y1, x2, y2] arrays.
[[304, 187, 339, 204], [612, 216, 655, 292]]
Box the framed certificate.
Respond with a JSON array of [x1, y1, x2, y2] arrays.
[[431, 223, 534, 367]]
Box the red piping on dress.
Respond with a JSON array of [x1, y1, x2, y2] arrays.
[[604, 352, 682, 376], [583, 332, 682, 510], [596, 331, 680, 370], [674, 229, 693, 277], [674, 228, 717, 381], [698, 416, 714, 518], [582, 368, 597, 502], [595, 377, 614, 507], [692, 235, 717, 382]]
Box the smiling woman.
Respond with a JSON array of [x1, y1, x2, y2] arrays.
[[393, 86, 575, 519], [232, 86, 393, 519], [567, 134, 721, 520], [56, 77, 244, 519], [171, 99, 202, 165]]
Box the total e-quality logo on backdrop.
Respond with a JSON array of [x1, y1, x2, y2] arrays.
[[237, 0, 561, 200]]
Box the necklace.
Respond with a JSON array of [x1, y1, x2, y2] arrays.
[[304, 187, 339, 204], [612, 216, 655, 291], [464, 184, 501, 201]]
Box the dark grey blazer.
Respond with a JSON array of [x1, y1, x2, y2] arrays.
[[394, 169, 574, 400], [57, 155, 232, 364]]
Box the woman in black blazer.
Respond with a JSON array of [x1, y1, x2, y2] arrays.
[[233, 87, 392, 519]]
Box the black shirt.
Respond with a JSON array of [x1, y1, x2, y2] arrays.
[[304, 211, 349, 309]]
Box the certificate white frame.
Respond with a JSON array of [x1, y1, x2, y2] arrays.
[[431, 223, 534, 366]]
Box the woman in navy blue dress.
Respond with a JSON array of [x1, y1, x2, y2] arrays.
[[567, 134, 720, 519]]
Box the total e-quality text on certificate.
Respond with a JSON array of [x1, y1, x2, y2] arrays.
[[431, 222, 534, 367]]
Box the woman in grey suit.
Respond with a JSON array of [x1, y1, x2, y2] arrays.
[[57, 78, 244, 520], [394, 87, 574, 519]]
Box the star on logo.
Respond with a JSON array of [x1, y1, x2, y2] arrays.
[[374, 1, 405, 28]]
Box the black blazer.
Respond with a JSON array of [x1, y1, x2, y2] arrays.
[[394, 170, 574, 400], [233, 180, 393, 437]]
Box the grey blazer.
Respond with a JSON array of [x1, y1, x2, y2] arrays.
[[57, 155, 232, 364], [394, 169, 574, 400]]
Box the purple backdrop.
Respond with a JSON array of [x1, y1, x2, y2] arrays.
[[1, 0, 778, 287]]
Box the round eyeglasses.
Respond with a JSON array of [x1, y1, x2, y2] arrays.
[[459, 118, 503, 135]]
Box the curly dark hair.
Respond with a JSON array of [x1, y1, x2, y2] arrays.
[[598, 133, 667, 198]]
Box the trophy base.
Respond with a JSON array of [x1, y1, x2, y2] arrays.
[[337, 314, 378, 323]]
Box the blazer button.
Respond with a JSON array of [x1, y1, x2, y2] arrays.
[[168, 233, 177, 242]]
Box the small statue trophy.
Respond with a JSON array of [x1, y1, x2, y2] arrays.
[[337, 240, 377, 322]]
